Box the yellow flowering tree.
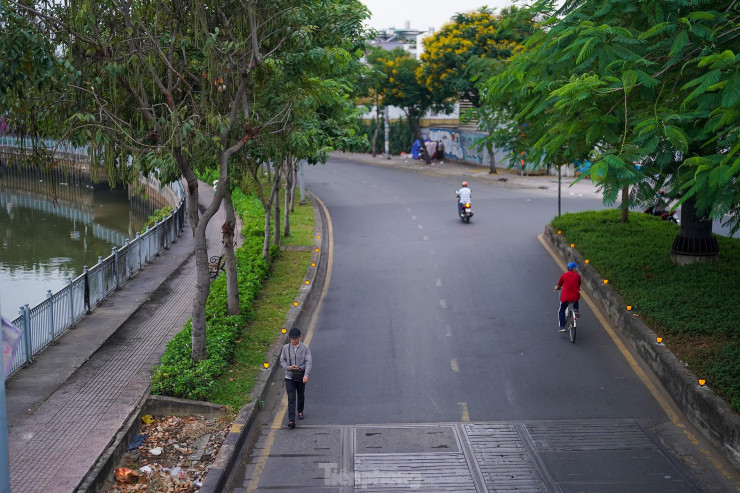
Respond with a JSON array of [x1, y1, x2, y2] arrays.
[[420, 7, 533, 172], [420, 7, 530, 106], [368, 48, 451, 163]]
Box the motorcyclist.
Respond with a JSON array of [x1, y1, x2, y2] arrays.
[[456, 181, 471, 216], [647, 189, 667, 215]]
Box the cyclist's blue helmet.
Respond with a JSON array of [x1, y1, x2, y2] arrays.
[[567, 261, 578, 270]]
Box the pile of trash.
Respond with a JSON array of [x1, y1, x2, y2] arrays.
[[106, 414, 230, 492]]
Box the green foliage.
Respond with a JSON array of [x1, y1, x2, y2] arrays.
[[151, 190, 272, 399], [194, 168, 219, 185], [419, 6, 532, 107], [141, 206, 174, 233], [348, 117, 413, 155], [551, 210, 740, 412], [365, 47, 452, 161], [475, 0, 740, 230]]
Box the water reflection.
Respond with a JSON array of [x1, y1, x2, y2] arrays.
[[0, 160, 156, 317]]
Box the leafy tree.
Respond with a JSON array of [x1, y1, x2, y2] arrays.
[[476, 0, 740, 256], [368, 48, 452, 163], [420, 7, 533, 173], [420, 7, 531, 107], [4, 0, 368, 361], [357, 47, 388, 156]]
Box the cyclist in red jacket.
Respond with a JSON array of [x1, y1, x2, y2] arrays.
[[555, 261, 581, 332]]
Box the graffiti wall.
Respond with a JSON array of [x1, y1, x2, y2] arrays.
[[424, 128, 507, 168]]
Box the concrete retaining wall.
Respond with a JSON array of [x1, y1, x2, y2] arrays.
[[543, 225, 740, 470]]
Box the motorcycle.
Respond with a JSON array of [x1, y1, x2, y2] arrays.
[[643, 192, 679, 224], [458, 201, 473, 223]]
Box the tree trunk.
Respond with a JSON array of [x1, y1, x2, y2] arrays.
[[262, 207, 271, 258], [671, 195, 719, 259], [292, 163, 299, 211], [620, 185, 629, 223], [273, 165, 281, 249], [284, 157, 293, 237], [175, 149, 210, 362], [251, 160, 280, 259], [223, 189, 239, 315], [487, 132, 497, 174]]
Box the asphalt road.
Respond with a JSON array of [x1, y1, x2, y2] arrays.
[[228, 156, 737, 492]]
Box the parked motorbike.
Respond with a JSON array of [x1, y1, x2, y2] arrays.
[[643, 191, 679, 224], [458, 201, 473, 223]]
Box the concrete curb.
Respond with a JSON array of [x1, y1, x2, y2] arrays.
[[199, 192, 324, 492], [543, 225, 740, 470]]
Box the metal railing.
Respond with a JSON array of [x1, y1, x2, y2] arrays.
[[3, 138, 186, 377], [0, 135, 90, 158]]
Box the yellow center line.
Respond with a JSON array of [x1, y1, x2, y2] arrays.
[[538, 234, 739, 488], [458, 402, 470, 422], [246, 195, 333, 492]]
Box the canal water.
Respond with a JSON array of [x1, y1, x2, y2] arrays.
[[0, 159, 157, 319]]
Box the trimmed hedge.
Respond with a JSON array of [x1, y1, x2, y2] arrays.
[[551, 210, 740, 412], [151, 189, 276, 400]]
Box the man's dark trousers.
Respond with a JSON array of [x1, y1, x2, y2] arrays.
[[285, 378, 305, 422]]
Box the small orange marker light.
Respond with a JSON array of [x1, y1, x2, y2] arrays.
[[570, 243, 575, 248], [657, 337, 663, 343], [315, 248, 319, 253], [317, 235, 321, 239], [585, 259, 589, 264], [557, 230, 562, 235], [281, 328, 287, 334], [263, 362, 269, 369], [699, 379, 705, 386], [311, 263, 316, 267], [293, 301, 299, 307], [627, 305, 632, 311], [603, 279, 609, 284], [305, 280, 310, 285]]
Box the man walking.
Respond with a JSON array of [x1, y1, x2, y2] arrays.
[[280, 327, 312, 428]]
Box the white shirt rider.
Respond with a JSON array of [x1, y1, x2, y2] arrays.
[[457, 184, 471, 205]]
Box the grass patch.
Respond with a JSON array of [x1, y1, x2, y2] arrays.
[[552, 210, 740, 412]]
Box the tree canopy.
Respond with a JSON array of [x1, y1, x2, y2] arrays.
[[2, 0, 370, 360], [419, 6, 531, 107], [474, 0, 740, 247]]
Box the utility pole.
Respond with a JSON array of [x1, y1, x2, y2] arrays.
[[384, 106, 390, 160]]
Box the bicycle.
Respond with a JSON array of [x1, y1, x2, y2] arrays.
[[563, 302, 577, 343]]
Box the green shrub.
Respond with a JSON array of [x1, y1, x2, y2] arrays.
[[151, 189, 272, 400], [141, 206, 173, 233], [551, 210, 740, 412]]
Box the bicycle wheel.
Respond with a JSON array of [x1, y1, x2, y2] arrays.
[[568, 310, 577, 343]]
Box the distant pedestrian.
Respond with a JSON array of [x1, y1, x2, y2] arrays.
[[554, 261, 581, 332], [280, 327, 312, 428]]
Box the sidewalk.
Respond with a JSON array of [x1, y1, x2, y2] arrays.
[[5, 181, 233, 492], [330, 151, 603, 199]]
